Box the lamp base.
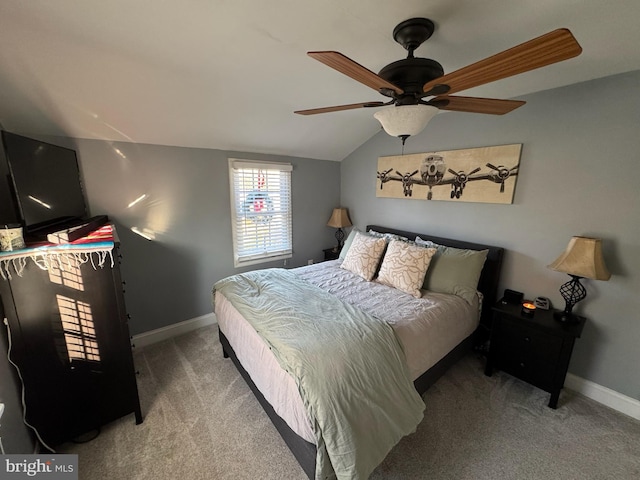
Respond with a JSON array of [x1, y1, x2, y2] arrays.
[[335, 228, 345, 248], [553, 311, 581, 323], [555, 275, 586, 324]]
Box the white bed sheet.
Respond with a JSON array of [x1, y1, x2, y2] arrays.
[[215, 260, 480, 445]]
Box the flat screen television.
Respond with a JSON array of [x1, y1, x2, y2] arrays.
[[0, 131, 88, 234]]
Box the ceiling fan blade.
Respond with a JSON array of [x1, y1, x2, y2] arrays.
[[423, 29, 582, 95], [295, 101, 385, 116], [308, 51, 404, 95], [433, 96, 526, 115]]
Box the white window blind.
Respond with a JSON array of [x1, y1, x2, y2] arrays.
[[229, 159, 293, 267]]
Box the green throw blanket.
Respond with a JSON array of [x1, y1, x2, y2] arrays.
[[214, 268, 425, 480]]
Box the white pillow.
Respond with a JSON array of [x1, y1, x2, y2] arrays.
[[340, 232, 386, 281], [377, 240, 437, 298]]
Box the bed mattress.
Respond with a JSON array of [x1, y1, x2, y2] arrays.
[[215, 259, 480, 444]]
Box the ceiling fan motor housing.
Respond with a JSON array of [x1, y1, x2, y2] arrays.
[[378, 58, 444, 104], [381, 18, 445, 105]]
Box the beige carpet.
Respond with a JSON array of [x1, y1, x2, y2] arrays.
[[58, 325, 640, 479]]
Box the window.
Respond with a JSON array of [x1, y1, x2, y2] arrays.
[[229, 159, 292, 267]]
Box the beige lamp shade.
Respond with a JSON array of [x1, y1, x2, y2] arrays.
[[327, 208, 352, 228], [548, 236, 611, 280]]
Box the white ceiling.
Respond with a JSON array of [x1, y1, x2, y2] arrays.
[[1, 0, 639, 161]]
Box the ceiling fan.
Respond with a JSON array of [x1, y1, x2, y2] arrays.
[[295, 18, 582, 143]]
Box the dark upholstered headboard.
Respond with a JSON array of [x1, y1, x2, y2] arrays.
[[366, 225, 504, 329]]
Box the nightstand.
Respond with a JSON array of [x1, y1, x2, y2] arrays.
[[323, 247, 341, 261], [484, 299, 586, 409]]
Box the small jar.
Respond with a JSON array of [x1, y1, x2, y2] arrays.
[[0, 224, 26, 251]]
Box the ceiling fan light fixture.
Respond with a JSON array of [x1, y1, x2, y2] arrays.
[[373, 104, 439, 140]]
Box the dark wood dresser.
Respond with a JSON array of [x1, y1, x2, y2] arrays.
[[0, 225, 142, 447]]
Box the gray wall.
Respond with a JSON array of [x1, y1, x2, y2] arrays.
[[341, 70, 640, 401], [43, 139, 341, 335]]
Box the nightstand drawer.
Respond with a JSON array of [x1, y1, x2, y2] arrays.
[[495, 317, 563, 364], [498, 355, 557, 391]]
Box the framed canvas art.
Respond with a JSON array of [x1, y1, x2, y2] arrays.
[[377, 144, 522, 204]]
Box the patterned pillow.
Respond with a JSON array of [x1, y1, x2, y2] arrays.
[[340, 232, 386, 281], [377, 240, 437, 298]]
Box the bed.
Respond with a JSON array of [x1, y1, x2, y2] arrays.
[[214, 225, 504, 479]]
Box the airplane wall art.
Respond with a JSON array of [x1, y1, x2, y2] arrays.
[[376, 144, 522, 204]]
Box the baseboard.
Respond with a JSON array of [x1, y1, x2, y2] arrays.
[[132, 313, 217, 348], [565, 373, 640, 421]]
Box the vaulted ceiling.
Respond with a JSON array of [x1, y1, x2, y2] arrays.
[[1, 1, 639, 161]]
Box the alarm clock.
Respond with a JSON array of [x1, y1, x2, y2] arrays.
[[534, 296, 551, 310]]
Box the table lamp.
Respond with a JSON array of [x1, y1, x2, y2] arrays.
[[547, 236, 611, 322], [326, 208, 352, 249]]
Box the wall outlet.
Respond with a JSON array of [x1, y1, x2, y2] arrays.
[[307, 259, 314, 265], [0, 402, 4, 420]]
